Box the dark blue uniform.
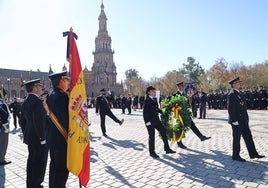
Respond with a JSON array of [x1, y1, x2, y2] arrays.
[[96, 94, 122, 136], [143, 96, 173, 157], [46, 88, 69, 187], [20, 94, 48, 188], [227, 89, 263, 160]]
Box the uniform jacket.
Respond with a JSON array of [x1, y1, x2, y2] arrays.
[[143, 96, 162, 124], [46, 88, 69, 149], [0, 99, 9, 132], [95, 95, 110, 114], [20, 94, 46, 145], [199, 92, 207, 104], [227, 89, 249, 124]]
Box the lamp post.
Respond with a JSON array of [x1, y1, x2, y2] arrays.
[[7, 78, 10, 101]]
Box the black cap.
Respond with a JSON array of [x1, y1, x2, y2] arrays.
[[228, 77, 242, 85], [48, 71, 69, 81], [146, 86, 156, 94], [176, 81, 184, 86], [100, 88, 106, 92], [23, 79, 43, 87]]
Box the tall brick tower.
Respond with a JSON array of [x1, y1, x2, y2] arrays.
[[89, 1, 123, 97]]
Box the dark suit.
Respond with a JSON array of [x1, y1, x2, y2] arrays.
[[227, 89, 259, 158], [174, 91, 203, 139], [199, 92, 207, 119], [96, 94, 121, 135], [46, 88, 69, 188], [20, 94, 48, 188], [143, 96, 171, 154]]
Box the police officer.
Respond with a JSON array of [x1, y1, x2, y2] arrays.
[[46, 71, 70, 187], [175, 82, 211, 149], [20, 79, 48, 188], [0, 92, 11, 166], [9, 97, 21, 129], [96, 88, 124, 137], [227, 77, 265, 162], [143, 86, 175, 158]]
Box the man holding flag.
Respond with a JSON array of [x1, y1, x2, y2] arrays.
[[46, 71, 70, 187], [63, 28, 90, 187]]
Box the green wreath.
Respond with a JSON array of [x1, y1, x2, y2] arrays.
[[160, 94, 192, 143]]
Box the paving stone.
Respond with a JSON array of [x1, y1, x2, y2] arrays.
[[0, 109, 267, 188]]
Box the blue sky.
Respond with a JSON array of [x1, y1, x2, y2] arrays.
[[0, 0, 267, 81]]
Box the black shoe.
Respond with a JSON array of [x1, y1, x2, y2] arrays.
[[166, 149, 176, 154], [232, 156, 246, 162], [250, 154, 265, 159], [198, 117, 202, 119], [103, 133, 108, 137], [177, 142, 187, 149], [150, 153, 160, 158], [119, 119, 124, 125], [200, 136, 211, 141], [0, 160, 12, 166]]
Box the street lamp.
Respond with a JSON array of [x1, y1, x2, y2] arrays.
[[7, 78, 10, 101]]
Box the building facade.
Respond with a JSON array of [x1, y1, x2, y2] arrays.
[[0, 2, 123, 100]]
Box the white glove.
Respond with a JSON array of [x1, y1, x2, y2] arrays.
[[146, 122, 151, 126], [232, 121, 239, 126], [40, 140, 46, 145], [2, 122, 9, 133]]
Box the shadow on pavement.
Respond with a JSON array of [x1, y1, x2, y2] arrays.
[[159, 148, 267, 187], [0, 166, 6, 187], [104, 136, 146, 151]]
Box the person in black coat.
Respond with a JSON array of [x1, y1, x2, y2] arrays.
[[96, 88, 124, 137], [227, 77, 265, 162], [46, 71, 70, 187], [0, 93, 11, 166], [9, 97, 21, 129], [175, 82, 211, 149], [20, 79, 48, 188], [143, 86, 175, 158], [198, 88, 207, 119]]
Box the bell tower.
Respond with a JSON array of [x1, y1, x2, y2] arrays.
[[89, 1, 123, 97]]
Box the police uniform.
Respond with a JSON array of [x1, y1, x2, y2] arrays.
[[9, 98, 21, 128], [227, 77, 265, 161], [20, 79, 48, 188], [95, 88, 124, 136], [46, 71, 69, 187], [175, 82, 210, 149], [143, 86, 175, 158], [0, 94, 11, 166]]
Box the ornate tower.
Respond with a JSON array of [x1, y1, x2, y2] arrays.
[[89, 2, 123, 97]]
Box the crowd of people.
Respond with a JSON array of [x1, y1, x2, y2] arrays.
[[0, 73, 267, 187]]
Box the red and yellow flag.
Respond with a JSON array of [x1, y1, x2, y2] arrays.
[[64, 28, 90, 187]]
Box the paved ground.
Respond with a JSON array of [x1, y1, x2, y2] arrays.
[[0, 109, 267, 188]]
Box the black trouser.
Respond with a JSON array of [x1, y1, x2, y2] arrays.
[[127, 105, 131, 114], [199, 103, 206, 118], [49, 147, 69, 188], [13, 112, 20, 128], [177, 120, 203, 144], [146, 120, 170, 154], [100, 110, 121, 134], [231, 121, 258, 158], [27, 144, 48, 188]]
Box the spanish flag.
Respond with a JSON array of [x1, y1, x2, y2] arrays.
[[63, 28, 90, 187]]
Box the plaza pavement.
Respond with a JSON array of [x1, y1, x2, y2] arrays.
[[0, 109, 267, 188]]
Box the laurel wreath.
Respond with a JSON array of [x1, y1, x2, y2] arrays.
[[160, 94, 192, 142]]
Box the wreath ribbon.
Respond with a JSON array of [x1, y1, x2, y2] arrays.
[[170, 104, 184, 144]]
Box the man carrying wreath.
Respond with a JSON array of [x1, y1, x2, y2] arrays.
[[143, 86, 176, 158], [174, 82, 211, 149]]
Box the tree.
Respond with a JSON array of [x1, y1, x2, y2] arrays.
[[179, 57, 205, 85], [125, 69, 139, 80]]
